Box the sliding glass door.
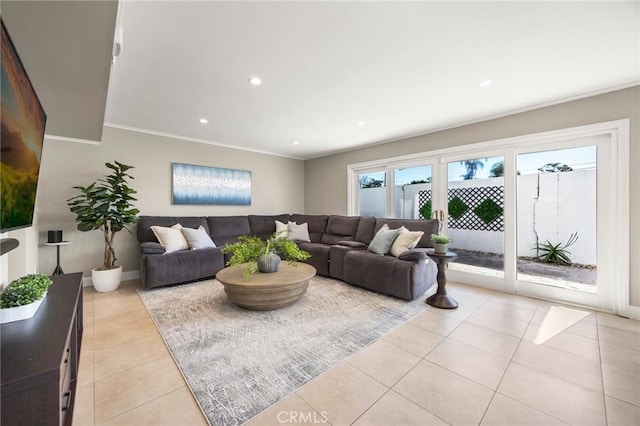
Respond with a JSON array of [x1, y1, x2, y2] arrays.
[[514, 136, 616, 309], [444, 155, 505, 278], [349, 120, 628, 313]]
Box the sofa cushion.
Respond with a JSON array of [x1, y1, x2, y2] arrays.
[[337, 241, 367, 249], [355, 216, 376, 244], [248, 214, 290, 240], [342, 249, 434, 300], [151, 224, 189, 253], [141, 247, 224, 289], [321, 215, 360, 245], [291, 214, 328, 243], [138, 216, 208, 243], [295, 242, 330, 276], [398, 248, 429, 261], [390, 228, 424, 257], [367, 224, 401, 255], [207, 216, 251, 246], [181, 225, 216, 250], [139, 242, 166, 255]]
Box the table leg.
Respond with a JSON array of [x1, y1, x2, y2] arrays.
[[53, 245, 64, 275], [426, 260, 458, 309]]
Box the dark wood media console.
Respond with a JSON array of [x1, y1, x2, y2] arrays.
[[1, 272, 83, 426]]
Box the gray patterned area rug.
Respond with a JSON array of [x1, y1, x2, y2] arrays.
[[138, 275, 427, 425]]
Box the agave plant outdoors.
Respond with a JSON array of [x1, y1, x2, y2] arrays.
[[67, 161, 140, 270]]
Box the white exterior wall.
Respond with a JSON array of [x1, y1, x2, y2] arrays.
[[359, 187, 386, 217], [517, 169, 596, 264], [396, 183, 430, 219]]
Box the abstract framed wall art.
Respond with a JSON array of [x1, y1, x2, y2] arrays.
[[172, 163, 252, 205]]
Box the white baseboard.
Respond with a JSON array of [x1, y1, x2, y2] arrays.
[[82, 270, 140, 288], [627, 304, 640, 320]]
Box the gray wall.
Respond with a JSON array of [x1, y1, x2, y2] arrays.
[[304, 86, 640, 306], [36, 126, 305, 278]]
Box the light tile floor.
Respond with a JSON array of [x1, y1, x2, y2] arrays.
[[73, 280, 640, 426]]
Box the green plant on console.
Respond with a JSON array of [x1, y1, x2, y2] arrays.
[[67, 161, 140, 271], [222, 233, 311, 280], [431, 234, 453, 244], [0, 274, 52, 308], [534, 232, 578, 265]]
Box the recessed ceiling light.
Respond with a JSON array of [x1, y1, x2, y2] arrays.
[[199, 118, 208, 124], [293, 140, 300, 145], [357, 121, 365, 126], [479, 80, 492, 87], [249, 77, 261, 85]]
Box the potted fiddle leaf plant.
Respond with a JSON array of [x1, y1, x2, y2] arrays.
[[222, 233, 311, 280], [67, 161, 140, 292]]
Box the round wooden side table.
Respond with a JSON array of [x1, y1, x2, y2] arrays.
[[425, 250, 458, 309]]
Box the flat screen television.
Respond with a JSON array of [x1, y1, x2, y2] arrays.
[[0, 18, 47, 234]]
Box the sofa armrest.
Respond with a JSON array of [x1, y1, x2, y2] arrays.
[[337, 241, 368, 249], [140, 242, 166, 255], [398, 248, 429, 262]]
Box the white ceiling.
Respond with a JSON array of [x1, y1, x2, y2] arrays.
[[105, 1, 640, 160]]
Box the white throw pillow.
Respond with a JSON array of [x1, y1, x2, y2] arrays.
[[390, 227, 424, 257], [287, 222, 311, 242], [275, 220, 289, 238], [181, 225, 216, 250], [151, 224, 189, 254]]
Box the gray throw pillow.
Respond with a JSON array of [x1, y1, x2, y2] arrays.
[[181, 225, 216, 250], [367, 224, 401, 255]]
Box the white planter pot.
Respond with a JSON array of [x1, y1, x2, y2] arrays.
[[0, 293, 46, 324], [92, 266, 123, 293], [434, 243, 449, 254]]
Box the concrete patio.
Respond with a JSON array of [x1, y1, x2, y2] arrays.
[[452, 249, 597, 286]]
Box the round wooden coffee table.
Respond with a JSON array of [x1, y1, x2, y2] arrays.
[[216, 262, 316, 310]]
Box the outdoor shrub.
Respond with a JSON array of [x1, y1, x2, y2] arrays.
[[534, 233, 578, 265], [474, 198, 503, 225], [448, 196, 469, 220], [419, 200, 432, 220], [0, 274, 53, 308]]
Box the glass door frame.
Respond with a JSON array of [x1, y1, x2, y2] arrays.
[[347, 119, 629, 315], [434, 148, 512, 292], [511, 134, 618, 311]]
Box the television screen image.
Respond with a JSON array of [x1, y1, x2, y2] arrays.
[[0, 19, 47, 233]]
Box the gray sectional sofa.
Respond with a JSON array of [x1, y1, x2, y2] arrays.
[[137, 214, 440, 300]]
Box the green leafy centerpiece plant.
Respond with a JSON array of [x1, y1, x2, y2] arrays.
[[431, 234, 453, 254], [67, 161, 140, 292], [0, 273, 53, 323], [222, 233, 311, 280]]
